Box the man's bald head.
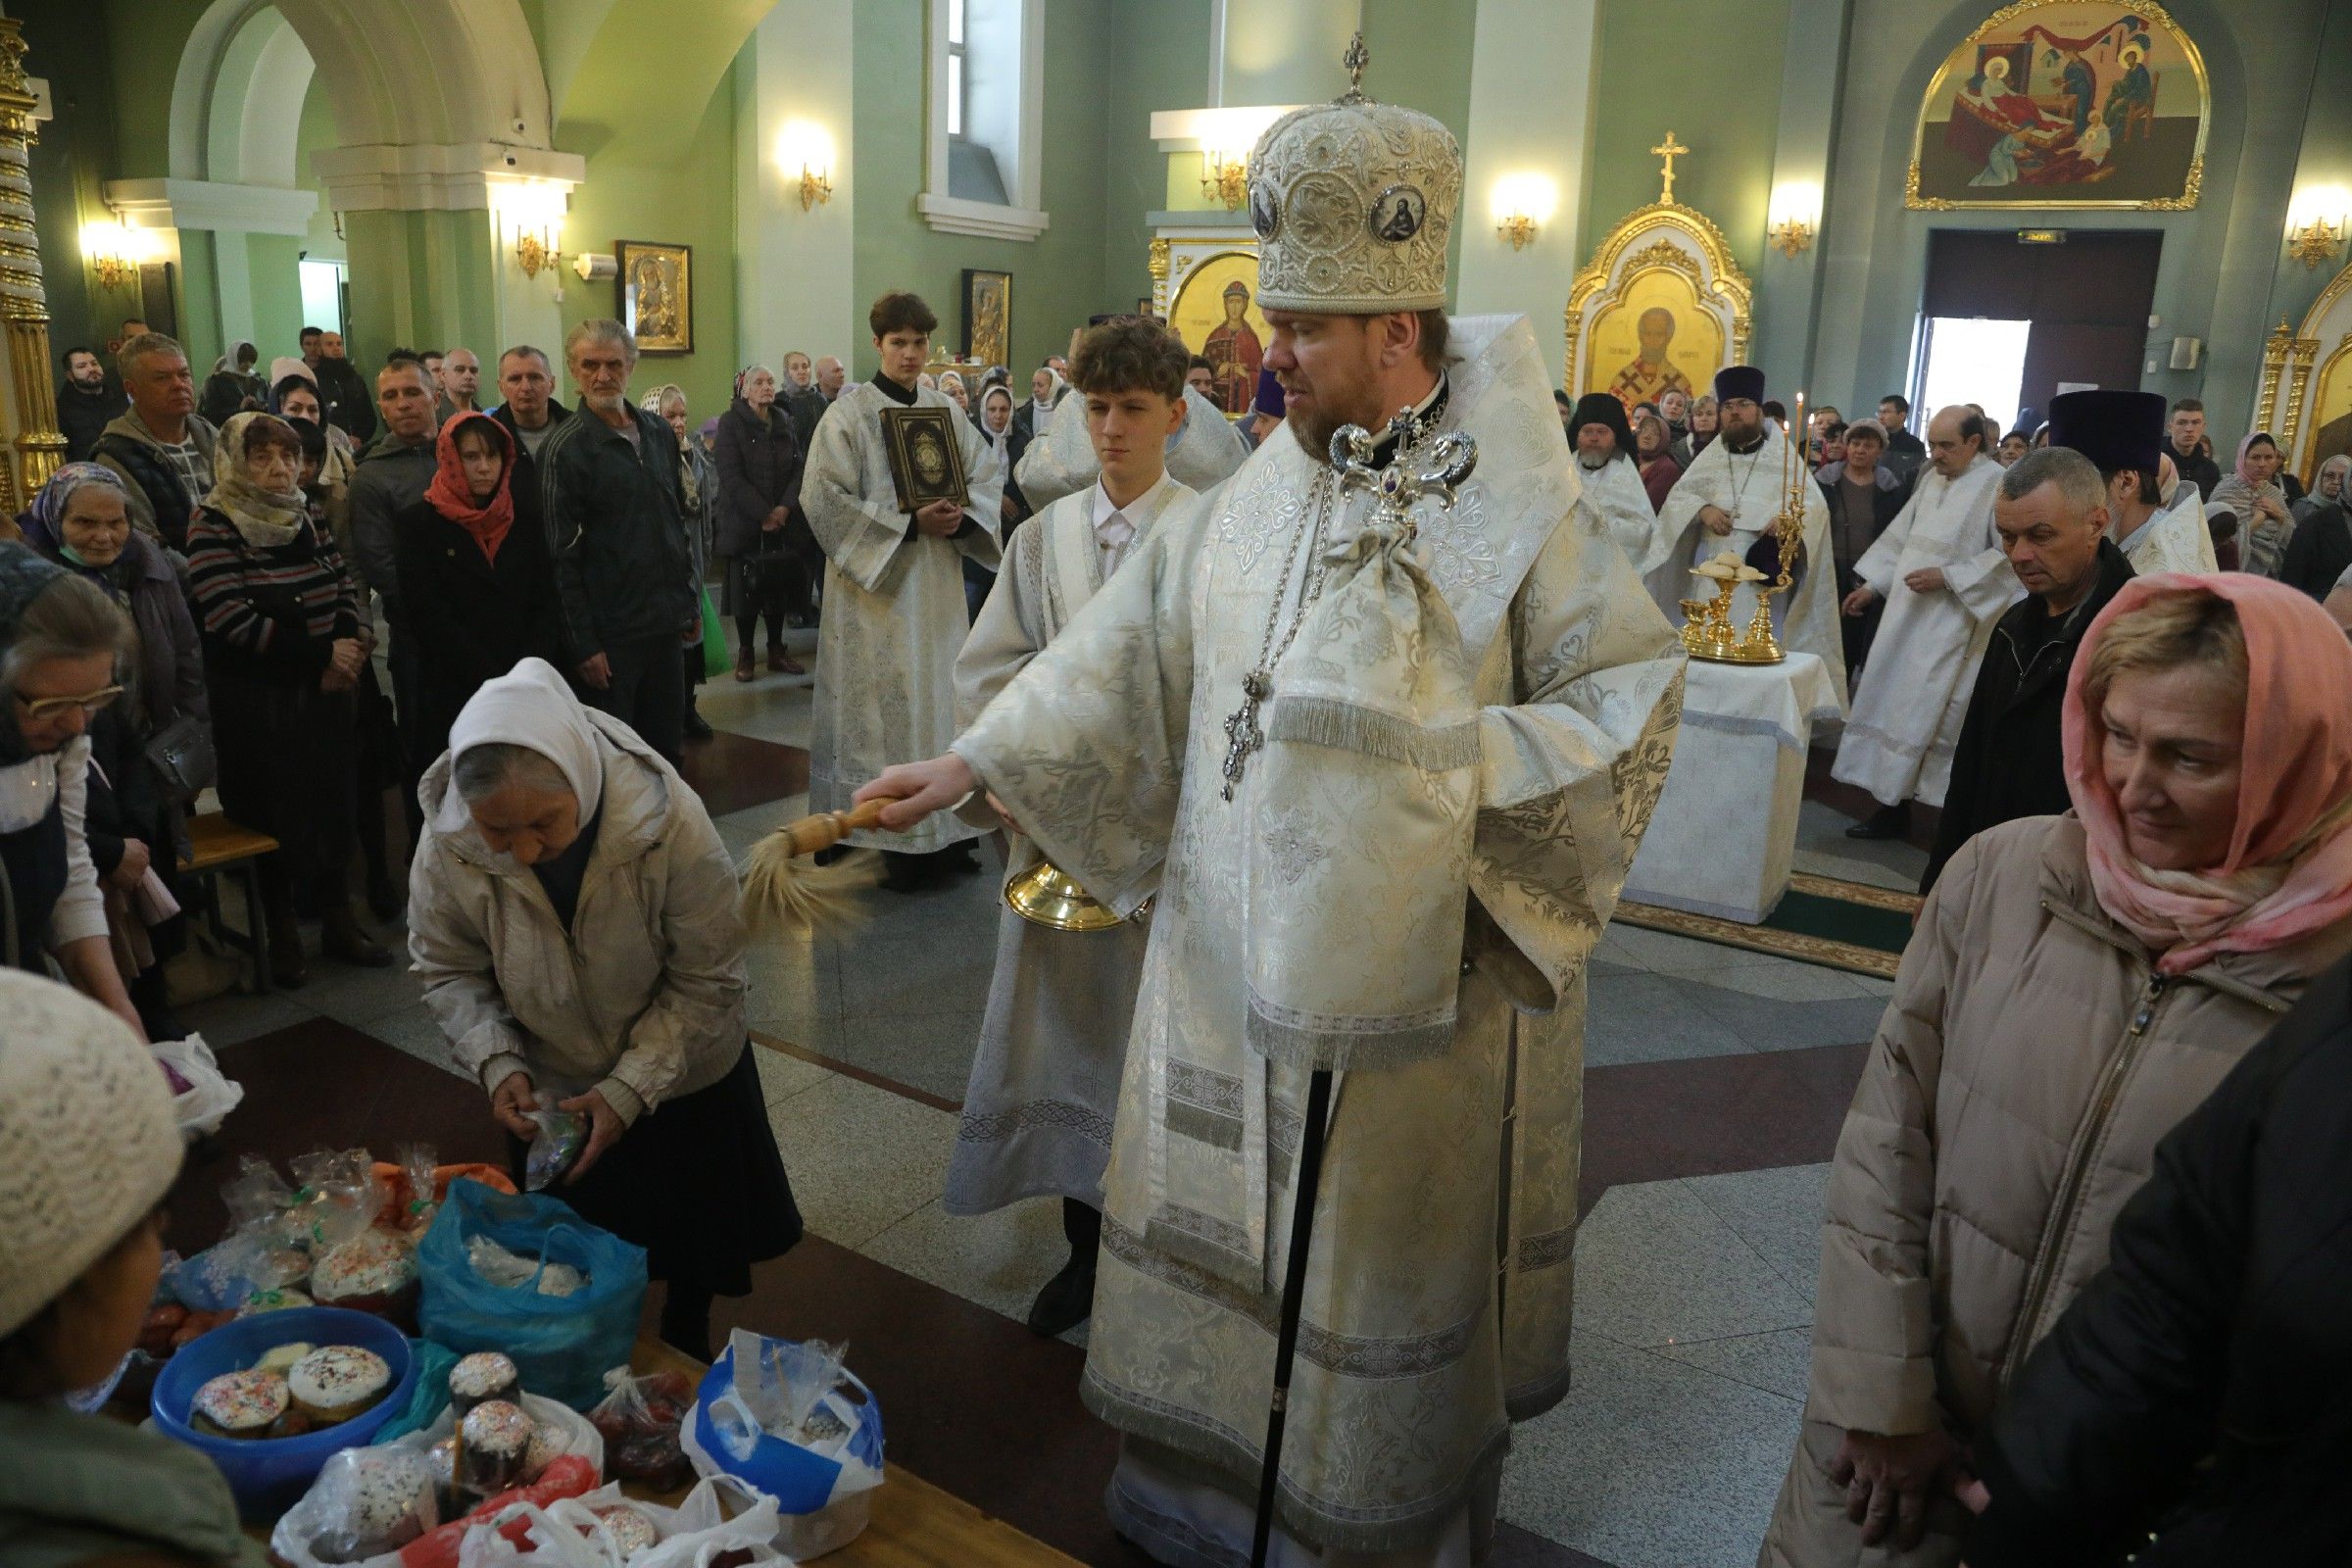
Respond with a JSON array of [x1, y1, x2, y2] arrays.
[[814, 356, 845, 396], [1927, 405, 1987, 480]]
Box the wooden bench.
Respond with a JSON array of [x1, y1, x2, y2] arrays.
[[178, 811, 279, 995]]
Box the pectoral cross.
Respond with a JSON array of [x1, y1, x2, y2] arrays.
[[1217, 413, 1480, 803], [1651, 130, 1689, 205]]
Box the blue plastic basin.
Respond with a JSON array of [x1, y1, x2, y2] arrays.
[[150, 1305, 418, 1520]]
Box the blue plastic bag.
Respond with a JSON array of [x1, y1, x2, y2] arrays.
[[415, 1179, 647, 1410], [687, 1336, 885, 1514]]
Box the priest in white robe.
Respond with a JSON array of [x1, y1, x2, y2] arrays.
[[1830, 407, 2013, 836], [1566, 390, 1675, 572], [948, 318, 1200, 1337], [847, 70, 1684, 1562], [1015, 369, 1247, 511], [2048, 389, 2218, 578], [803, 290, 1004, 885], [1643, 366, 1846, 692]]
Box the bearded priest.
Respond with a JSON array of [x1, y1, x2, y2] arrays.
[[1645, 366, 1847, 688], [1567, 390, 1676, 573], [853, 50, 1685, 1565]]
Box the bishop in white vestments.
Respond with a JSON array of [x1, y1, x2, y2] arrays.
[[852, 72, 1683, 1563], [1644, 367, 1847, 692], [2047, 388, 2218, 579], [1566, 391, 1675, 572], [802, 292, 1004, 874], [1831, 408, 2014, 818], [948, 318, 1201, 1337], [1015, 375, 1248, 511]]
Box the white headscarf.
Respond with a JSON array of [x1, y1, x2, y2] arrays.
[[441, 658, 606, 833], [1031, 368, 1064, 417]]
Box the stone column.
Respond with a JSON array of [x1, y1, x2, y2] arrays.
[[1752, 0, 1852, 401], [0, 18, 64, 505]]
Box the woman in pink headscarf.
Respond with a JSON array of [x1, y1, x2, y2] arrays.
[[2207, 431, 2295, 578], [1761, 573, 2352, 1568]]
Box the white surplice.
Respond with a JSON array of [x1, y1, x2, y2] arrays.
[[1014, 383, 1249, 511], [1831, 455, 2015, 808], [1642, 424, 1848, 697], [1573, 450, 1674, 573], [951, 315, 1685, 1554], [803, 380, 1004, 852], [945, 472, 1198, 1215], [2120, 483, 2219, 576]]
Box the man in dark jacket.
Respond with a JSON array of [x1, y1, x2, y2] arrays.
[[1877, 393, 1928, 482], [90, 332, 219, 549], [1923, 447, 2133, 893], [1967, 955, 2352, 1567], [536, 319, 697, 762], [313, 329, 378, 446], [2165, 397, 2223, 502], [56, 346, 124, 463], [489, 344, 572, 489], [347, 360, 442, 837]]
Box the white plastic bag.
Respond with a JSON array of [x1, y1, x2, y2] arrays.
[[458, 1480, 786, 1568], [411, 1388, 606, 1478], [152, 1033, 242, 1138]]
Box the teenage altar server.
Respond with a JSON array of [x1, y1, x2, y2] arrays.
[[947, 318, 1200, 1339], [802, 291, 1004, 891], [1830, 406, 2013, 841], [1012, 333, 1246, 511], [853, 47, 1685, 1561]]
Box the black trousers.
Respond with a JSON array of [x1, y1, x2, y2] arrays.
[[581, 633, 686, 764]]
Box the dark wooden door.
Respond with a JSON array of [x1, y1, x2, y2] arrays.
[[1923, 230, 2163, 428]]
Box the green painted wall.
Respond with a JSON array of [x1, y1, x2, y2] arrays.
[[1363, 0, 1478, 304], [557, 70, 741, 420], [100, 0, 204, 178], [245, 234, 308, 359], [850, 0, 1112, 379], [296, 80, 346, 267], [1584, 0, 1791, 275], [1102, 0, 1215, 308]]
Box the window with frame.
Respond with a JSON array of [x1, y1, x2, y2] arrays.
[[920, 0, 1047, 242]]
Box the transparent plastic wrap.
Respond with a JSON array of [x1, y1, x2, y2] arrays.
[[270, 1446, 441, 1567], [680, 1330, 884, 1557], [522, 1095, 587, 1193], [587, 1367, 695, 1491]]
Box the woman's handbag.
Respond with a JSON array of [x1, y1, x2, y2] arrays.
[[143, 713, 218, 801]]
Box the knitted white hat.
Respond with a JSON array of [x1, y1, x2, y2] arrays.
[[0, 972, 181, 1338], [1245, 35, 1462, 314]]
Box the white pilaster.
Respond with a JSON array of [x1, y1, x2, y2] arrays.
[[734, 1, 857, 368], [1455, 0, 1599, 388]]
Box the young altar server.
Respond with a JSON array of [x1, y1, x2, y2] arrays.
[[1012, 321, 1246, 512], [803, 291, 1004, 891], [948, 318, 1200, 1337]]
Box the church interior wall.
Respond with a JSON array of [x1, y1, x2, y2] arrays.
[[23, 0, 124, 367], [847, 0, 1113, 380], [1098, 0, 1217, 318]]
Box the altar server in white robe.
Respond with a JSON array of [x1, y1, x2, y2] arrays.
[[948, 318, 1200, 1338], [848, 64, 1684, 1563], [2051, 388, 2219, 578], [1566, 391, 1674, 571], [1644, 366, 1846, 690], [1015, 340, 1247, 511], [1830, 406, 2013, 839], [803, 290, 1004, 890]]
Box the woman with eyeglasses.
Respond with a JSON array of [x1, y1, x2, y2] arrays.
[[184, 412, 382, 987], [0, 543, 146, 1038]]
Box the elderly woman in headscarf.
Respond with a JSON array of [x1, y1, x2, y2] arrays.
[[711, 364, 808, 679], [2280, 453, 2352, 601], [18, 465, 208, 1036], [198, 340, 263, 428], [639, 384, 721, 738], [408, 658, 801, 1358], [0, 547, 145, 1036], [1760, 574, 2352, 1568], [0, 971, 270, 1567], [391, 412, 562, 793], [184, 412, 385, 987], [2207, 431, 2294, 577], [936, 368, 970, 416]]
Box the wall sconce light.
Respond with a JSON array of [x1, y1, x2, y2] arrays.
[[1767, 181, 1822, 259], [778, 121, 835, 211], [494, 180, 568, 280], [1200, 150, 1248, 212], [80, 220, 150, 291], [2287, 185, 2349, 270], [1490, 173, 1555, 253]]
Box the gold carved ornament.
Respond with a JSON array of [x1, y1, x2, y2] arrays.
[[0, 21, 64, 496], [1561, 197, 1754, 404], [2271, 260, 2352, 478], [1902, 0, 2209, 212]]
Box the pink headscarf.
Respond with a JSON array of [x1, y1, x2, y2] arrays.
[[2232, 430, 2278, 487], [2063, 572, 2352, 975]]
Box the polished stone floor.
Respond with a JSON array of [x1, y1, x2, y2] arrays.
[[174, 625, 1927, 1568]]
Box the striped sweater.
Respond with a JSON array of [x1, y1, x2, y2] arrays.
[[183, 506, 361, 682]]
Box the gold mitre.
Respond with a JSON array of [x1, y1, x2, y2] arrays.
[[1245, 32, 1461, 314]]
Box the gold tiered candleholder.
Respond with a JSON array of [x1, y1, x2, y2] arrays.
[[1680, 392, 1807, 665]]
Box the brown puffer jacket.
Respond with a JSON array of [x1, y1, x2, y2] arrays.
[[1759, 811, 2352, 1568]]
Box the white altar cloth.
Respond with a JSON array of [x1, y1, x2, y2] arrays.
[[1625, 652, 1845, 923]]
